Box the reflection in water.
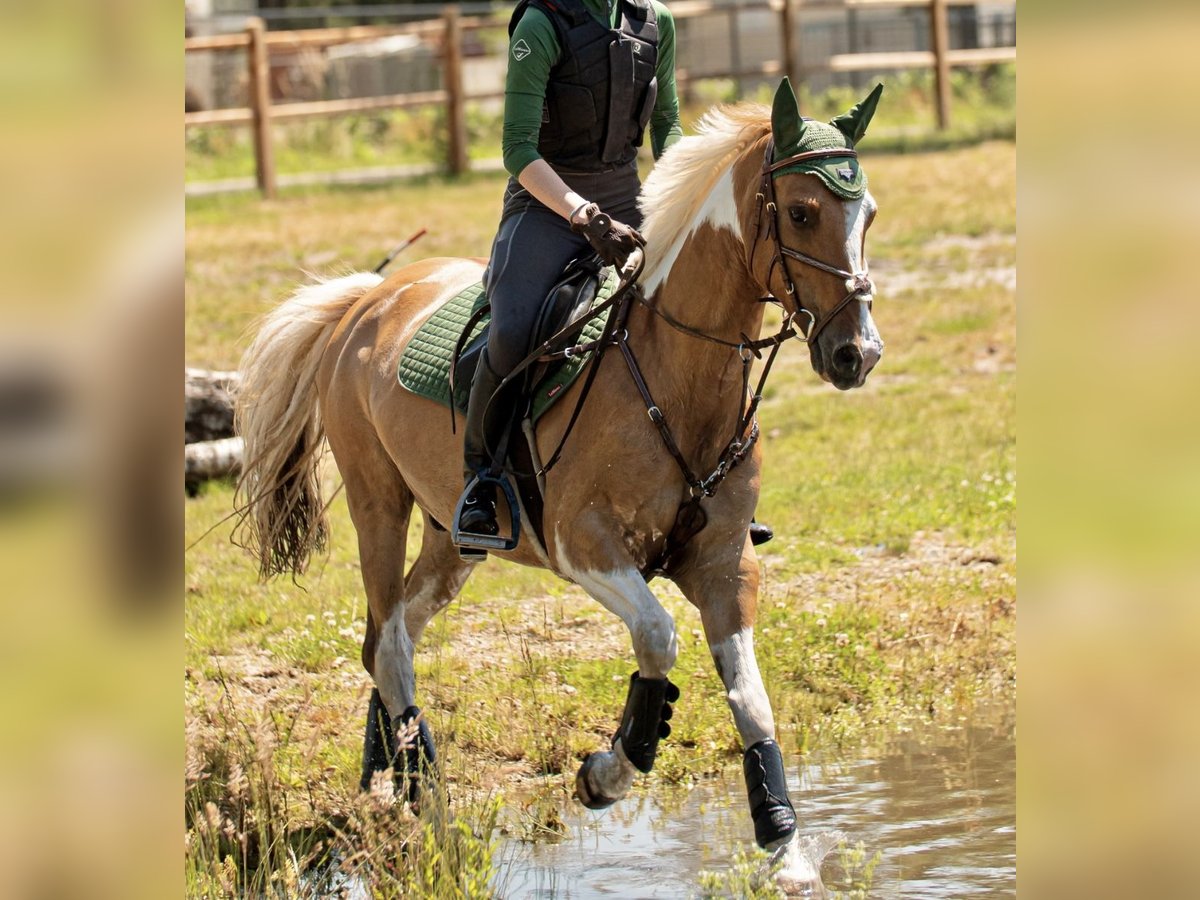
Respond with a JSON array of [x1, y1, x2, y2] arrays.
[[495, 712, 1015, 897]]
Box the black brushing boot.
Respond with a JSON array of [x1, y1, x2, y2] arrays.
[[397, 705, 438, 808], [360, 687, 398, 793], [743, 738, 797, 849], [613, 671, 681, 773]]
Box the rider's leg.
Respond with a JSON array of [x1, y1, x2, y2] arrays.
[[455, 184, 590, 548], [457, 347, 508, 539]]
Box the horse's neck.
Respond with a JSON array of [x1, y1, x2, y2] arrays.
[[633, 224, 766, 418]]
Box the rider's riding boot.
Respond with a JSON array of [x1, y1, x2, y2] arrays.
[[456, 349, 510, 548], [749, 519, 774, 546]]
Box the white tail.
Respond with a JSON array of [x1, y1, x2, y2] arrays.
[[234, 272, 383, 577]]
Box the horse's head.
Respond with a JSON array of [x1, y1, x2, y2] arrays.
[[749, 79, 884, 390]]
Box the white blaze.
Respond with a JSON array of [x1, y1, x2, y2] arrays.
[[843, 191, 883, 364], [643, 166, 743, 296]]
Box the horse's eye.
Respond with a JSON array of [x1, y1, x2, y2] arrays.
[[789, 206, 810, 227]]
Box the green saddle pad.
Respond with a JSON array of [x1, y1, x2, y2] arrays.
[[397, 268, 618, 423]]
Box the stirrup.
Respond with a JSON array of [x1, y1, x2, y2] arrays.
[[452, 472, 520, 557]]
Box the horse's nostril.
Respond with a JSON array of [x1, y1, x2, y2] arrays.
[[831, 345, 862, 378]]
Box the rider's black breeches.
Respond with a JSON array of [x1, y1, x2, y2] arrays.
[[484, 168, 642, 375]]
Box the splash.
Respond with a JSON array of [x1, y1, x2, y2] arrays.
[[770, 830, 846, 898]]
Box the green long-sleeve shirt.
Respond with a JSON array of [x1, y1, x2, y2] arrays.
[[501, 0, 683, 178]]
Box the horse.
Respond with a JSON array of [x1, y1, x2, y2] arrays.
[[234, 78, 884, 887]]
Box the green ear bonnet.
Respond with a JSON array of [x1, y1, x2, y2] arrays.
[[769, 78, 884, 201]]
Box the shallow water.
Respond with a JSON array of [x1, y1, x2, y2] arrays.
[[494, 711, 1015, 897]]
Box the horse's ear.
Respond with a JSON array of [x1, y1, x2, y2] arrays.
[[771, 77, 805, 154], [830, 83, 884, 146]]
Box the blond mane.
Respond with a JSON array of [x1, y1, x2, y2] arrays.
[[638, 102, 771, 286]]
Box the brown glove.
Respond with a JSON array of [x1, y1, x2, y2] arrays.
[[570, 203, 645, 268]]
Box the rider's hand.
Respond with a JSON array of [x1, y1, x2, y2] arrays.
[[570, 203, 644, 268]]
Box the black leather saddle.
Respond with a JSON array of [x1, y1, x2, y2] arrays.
[[452, 253, 606, 409]]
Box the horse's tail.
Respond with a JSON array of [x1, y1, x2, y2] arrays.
[[234, 272, 383, 578]]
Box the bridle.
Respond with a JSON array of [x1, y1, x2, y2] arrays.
[[752, 138, 875, 344], [468, 137, 879, 576], [616, 137, 878, 573]]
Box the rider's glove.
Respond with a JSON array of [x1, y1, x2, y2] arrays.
[[570, 203, 645, 268]]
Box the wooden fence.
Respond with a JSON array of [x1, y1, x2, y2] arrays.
[[184, 0, 1015, 197]]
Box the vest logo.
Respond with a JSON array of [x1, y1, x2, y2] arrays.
[[632, 42, 641, 54], [512, 39, 532, 61]]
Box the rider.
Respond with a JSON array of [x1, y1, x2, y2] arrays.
[[455, 0, 773, 550]]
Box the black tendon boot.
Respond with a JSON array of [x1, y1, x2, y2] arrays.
[[397, 706, 438, 808], [614, 672, 681, 773], [360, 687, 398, 793], [743, 738, 797, 849], [456, 349, 511, 555]]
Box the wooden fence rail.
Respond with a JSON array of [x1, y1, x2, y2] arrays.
[[185, 0, 1015, 197]]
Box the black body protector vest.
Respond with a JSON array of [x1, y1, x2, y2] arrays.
[[509, 0, 659, 172]]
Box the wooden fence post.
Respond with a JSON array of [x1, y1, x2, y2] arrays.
[[930, 0, 951, 129], [443, 7, 468, 175], [779, 0, 799, 87], [728, 4, 742, 97], [246, 17, 277, 198]]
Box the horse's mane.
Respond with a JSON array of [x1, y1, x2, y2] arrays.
[[639, 102, 771, 285]]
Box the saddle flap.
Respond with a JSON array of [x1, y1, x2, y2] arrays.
[[452, 253, 605, 406], [400, 257, 617, 424], [534, 253, 604, 355]]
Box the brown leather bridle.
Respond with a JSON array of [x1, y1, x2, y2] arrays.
[[752, 139, 875, 345], [466, 139, 880, 575]]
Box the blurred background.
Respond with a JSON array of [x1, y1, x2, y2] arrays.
[[182, 0, 1015, 195]]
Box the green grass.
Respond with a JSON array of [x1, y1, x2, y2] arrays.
[[185, 134, 1015, 893]]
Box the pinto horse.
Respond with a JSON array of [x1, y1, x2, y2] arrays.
[[235, 81, 884, 884]]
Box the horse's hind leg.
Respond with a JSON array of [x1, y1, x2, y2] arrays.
[[676, 543, 798, 851], [404, 512, 475, 644], [328, 424, 437, 804], [359, 510, 475, 796]]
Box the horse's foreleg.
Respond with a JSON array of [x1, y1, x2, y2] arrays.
[[679, 545, 798, 851], [564, 563, 680, 809]]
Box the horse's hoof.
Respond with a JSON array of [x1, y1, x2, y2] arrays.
[[575, 754, 619, 810]]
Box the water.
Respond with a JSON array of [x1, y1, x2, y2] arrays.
[[494, 712, 1015, 897]]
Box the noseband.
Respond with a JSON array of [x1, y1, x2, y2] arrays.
[[753, 139, 875, 344]]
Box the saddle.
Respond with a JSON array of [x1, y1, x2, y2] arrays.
[[397, 257, 618, 423], [397, 253, 622, 555], [451, 253, 607, 409]]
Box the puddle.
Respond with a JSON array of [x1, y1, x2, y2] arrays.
[[493, 711, 1015, 897]]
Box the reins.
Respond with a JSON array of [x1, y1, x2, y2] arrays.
[[454, 137, 875, 575]]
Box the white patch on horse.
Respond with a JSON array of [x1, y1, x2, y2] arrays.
[[554, 539, 678, 678], [842, 195, 869, 276], [711, 628, 775, 746], [374, 602, 417, 718], [404, 576, 453, 644], [642, 166, 742, 295], [843, 191, 883, 367]]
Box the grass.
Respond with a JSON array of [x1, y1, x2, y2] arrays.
[[185, 129, 1015, 893]]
